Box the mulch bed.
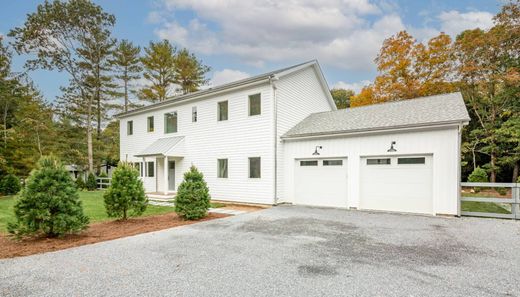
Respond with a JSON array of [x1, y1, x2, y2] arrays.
[[0, 212, 228, 259]]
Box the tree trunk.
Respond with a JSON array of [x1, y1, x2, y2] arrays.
[[124, 67, 128, 112], [513, 162, 519, 183], [3, 100, 8, 149], [490, 153, 497, 182]]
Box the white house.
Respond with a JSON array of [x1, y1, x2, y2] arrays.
[[117, 60, 470, 216]]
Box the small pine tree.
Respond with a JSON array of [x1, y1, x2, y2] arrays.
[[0, 174, 21, 195], [86, 172, 97, 191], [468, 167, 488, 193], [8, 156, 89, 238], [76, 177, 86, 190], [103, 162, 147, 220], [175, 166, 211, 220]]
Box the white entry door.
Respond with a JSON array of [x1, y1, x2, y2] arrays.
[[294, 158, 347, 208], [168, 161, 175, 191], [359, 155, 433, 214]]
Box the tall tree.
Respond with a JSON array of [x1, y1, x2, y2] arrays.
[[174, 48, 210, 94], [111, 39, 142, 112], [330, 88, 355, 109], [453, 1, 519, 182], [351, 31, 455, 107], [9, 0, 116, 173], [76, 26, 117, 139], [138, 40, 177, 102]]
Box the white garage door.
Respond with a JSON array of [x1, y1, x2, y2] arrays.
[[294, 158, 347, 208], [360, 156, 433, 214]]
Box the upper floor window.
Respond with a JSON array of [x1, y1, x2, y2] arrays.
[[147, 116, 154, 132], [165, 112, 177, 133], [192, 106, 197, 122], [127, 120, 133, 135], [248, 93, 261, 116], [217, 159, 228, 178], [218, 101, 228, 121], [249, 157, 261, 178]]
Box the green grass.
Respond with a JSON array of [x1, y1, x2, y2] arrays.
[[461, 201, 511, 214], [0, 191, 176, 233]]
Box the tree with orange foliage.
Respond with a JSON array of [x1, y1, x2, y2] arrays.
[[350, 31, 455, 107]]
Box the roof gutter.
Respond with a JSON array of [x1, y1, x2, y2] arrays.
[[281, 120, 470, 141]]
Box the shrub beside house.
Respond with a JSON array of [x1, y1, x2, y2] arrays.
[[175, 166, 211, 220]]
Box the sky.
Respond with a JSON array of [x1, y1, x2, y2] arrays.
[[0, 0, 503, 103]]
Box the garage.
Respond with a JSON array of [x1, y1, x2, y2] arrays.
[[294, 158, 347, 208], [359, 155, 433, 214]]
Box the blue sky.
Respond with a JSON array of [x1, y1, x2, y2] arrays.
[[0, 0, 502, 103]]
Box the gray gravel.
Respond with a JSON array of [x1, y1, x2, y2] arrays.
[[1, 205, 520, 297]]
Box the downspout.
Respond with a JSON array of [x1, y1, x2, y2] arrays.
[[457, 123, 463, 217], [270, 74, 279, 205]]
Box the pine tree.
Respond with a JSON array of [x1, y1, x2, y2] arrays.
[[138, 40, 177, 102], [174, 48, 210, 94], [111, 40, 142, 112], [103, 162, 147, 220], [0, 173, 21, 195], [86, 172, 97, 191], [174, 166, 211, 220], [8, 156, 89, 238]]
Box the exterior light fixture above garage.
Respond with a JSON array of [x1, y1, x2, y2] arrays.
[[387, 141, 397, 152], [312, 146, 322, 155]]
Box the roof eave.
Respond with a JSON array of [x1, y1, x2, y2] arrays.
[[281, 119, 470, 140]]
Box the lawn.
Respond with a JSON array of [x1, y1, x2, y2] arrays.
[[461, 191, 512, 214], [0, 191, 176, 233]]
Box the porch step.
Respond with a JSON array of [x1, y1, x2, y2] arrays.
[[147, 192, 176, 202]]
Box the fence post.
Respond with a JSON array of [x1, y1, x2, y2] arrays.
[[513, 184, 519, 220]]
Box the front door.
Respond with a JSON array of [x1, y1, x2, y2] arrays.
[[168, 161, 175, 191]]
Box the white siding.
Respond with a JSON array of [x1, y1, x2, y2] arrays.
[[120, 83, 275, 204], [275, 67, 335, 201], [283, 127, 460, 215]]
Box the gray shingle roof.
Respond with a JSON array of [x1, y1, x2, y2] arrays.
[[135, 136, 184, 157], [283, 92, 470, 138]]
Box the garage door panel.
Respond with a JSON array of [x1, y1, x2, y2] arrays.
[[360, 156, 433, 214], [294, 159, 347, 208]]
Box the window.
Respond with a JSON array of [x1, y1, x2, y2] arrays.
[[367, 158, 391, 165], [146, 161, 154, 177], [218, 101, 228, 121], [248, 93, 261, 116], [249, 157, 261, 178], [147, 116, 154, 132], [300, 160, 318, 166], [323, 160, 343, 166], [192, 106, 197, 122], [217, 159, 228, 178], [165, 112, 177, 133], [398, 157, 425, 165], [127, 120, 133, 135]]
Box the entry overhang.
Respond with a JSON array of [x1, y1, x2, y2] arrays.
[[134, 136, 185, 158]]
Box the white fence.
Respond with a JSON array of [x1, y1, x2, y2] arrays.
[[461, 182, 520, 219], [96, 177, 111, 190]]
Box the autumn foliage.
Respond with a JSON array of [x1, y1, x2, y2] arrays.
[[351, 31, 454, 107]]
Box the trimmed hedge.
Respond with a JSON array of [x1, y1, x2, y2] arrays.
[[174, 166, 211, 220]]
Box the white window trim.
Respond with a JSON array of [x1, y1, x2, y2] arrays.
[[248, 93, 261, 117], [248, 157, 261, 179], [217, 100, 229, 121], [217, 158, 228, 178], [164, 111, 178, 134]]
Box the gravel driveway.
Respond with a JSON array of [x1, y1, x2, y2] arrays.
[[1, 205, 520, 297]]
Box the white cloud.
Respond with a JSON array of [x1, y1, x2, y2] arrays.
[[151, 1, 495, 73], [151, 0, 397, 72], [438, 10, 494, 37], [332, 80, 371, 93], [211, 69, 250, 86]]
